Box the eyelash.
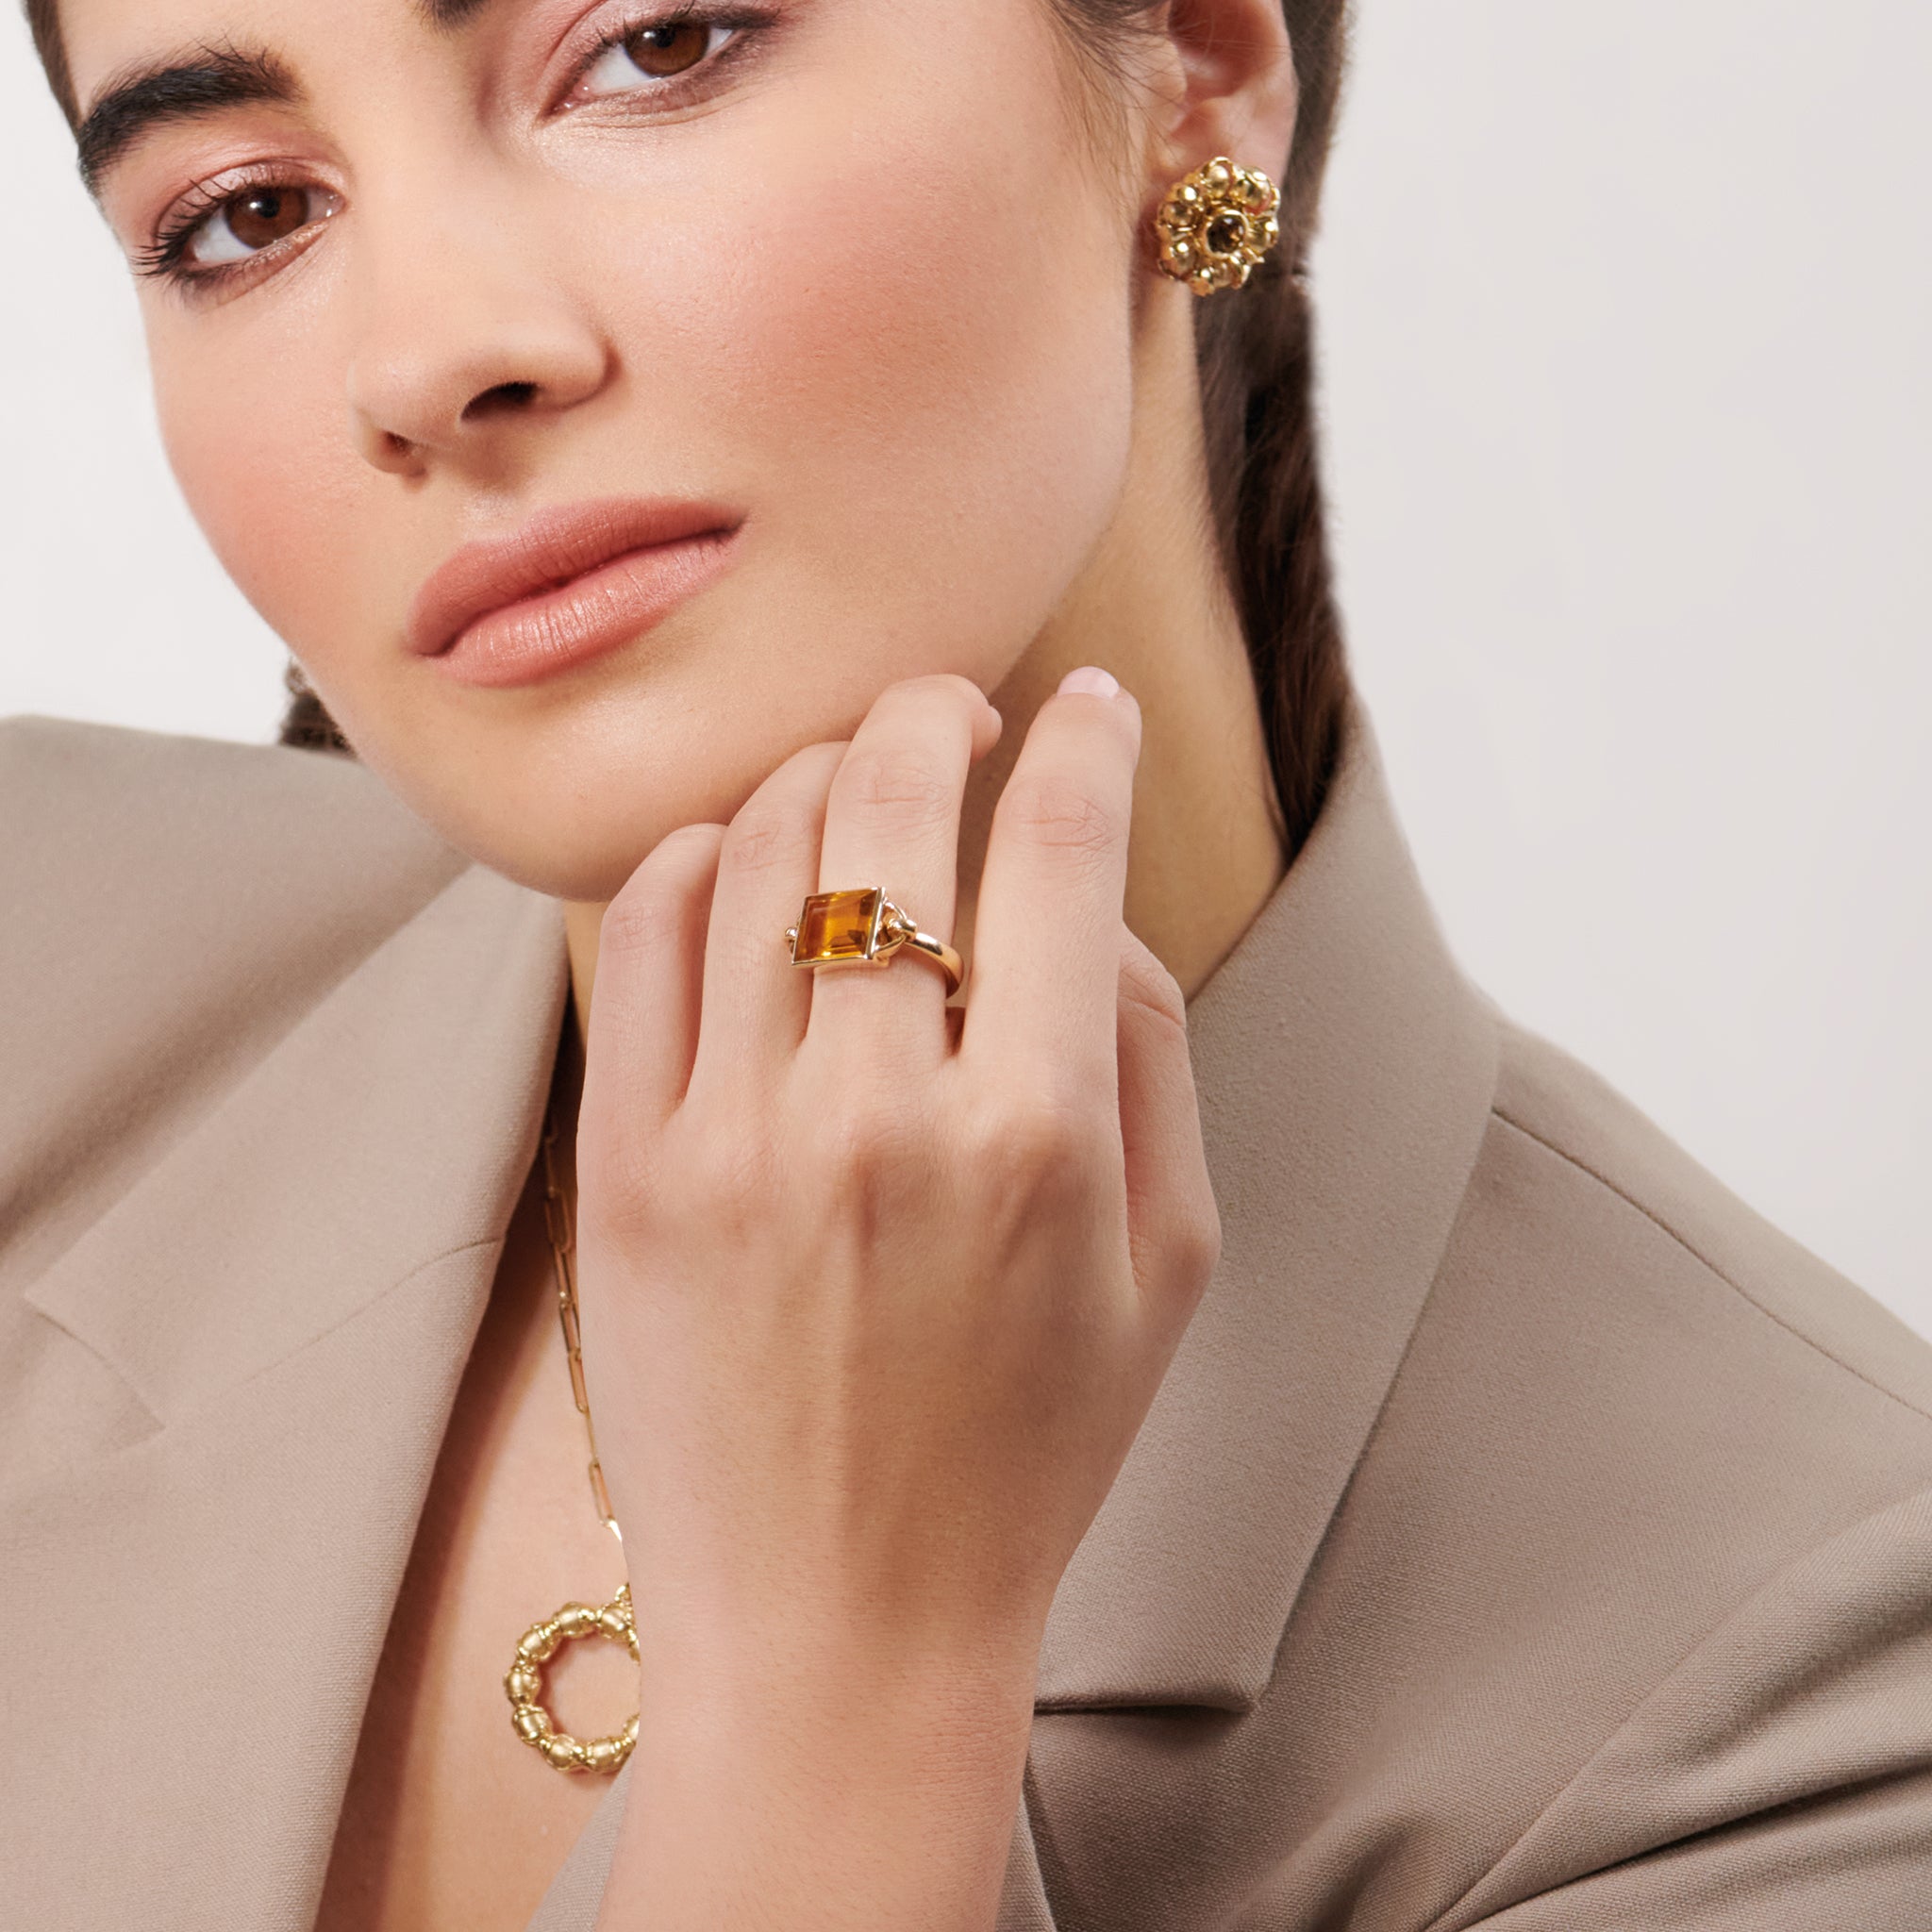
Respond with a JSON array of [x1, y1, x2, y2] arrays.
[[131, 166, 321, 286], [135, 2, 768, 295]]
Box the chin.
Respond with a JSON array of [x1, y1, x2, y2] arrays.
[[321, 607, 1019, 907]]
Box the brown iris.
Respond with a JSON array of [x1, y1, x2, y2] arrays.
[[622, 23, 709, 76], [224, 188, 312, 252]]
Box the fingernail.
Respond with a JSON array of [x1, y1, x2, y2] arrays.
[[1058, 665, 1122, 700]]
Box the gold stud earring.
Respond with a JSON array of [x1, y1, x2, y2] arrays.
[[1154, 156, 1282, 296]]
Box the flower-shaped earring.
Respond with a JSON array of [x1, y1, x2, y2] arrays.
[[1154, 157, 1282, 296]]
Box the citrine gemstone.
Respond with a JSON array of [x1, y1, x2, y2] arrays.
[[792, 887, 883, 964], [1204, 212, 1247, 257]]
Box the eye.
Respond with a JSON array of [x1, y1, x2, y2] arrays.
[[577, 19, 735, 100], [177, 184, 340, 270]]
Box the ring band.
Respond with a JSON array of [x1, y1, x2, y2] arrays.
[[785, 887, 966, 998]]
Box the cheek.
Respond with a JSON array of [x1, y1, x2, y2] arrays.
[[149, 291, 371, 667], [592, 50, 1137, 673]]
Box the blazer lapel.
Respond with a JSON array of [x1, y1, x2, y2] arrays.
[[1034, 702, 1500, 1710], [10, 861, 570, 1932]]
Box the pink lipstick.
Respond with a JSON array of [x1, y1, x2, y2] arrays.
[[408, 496, 741, 688]]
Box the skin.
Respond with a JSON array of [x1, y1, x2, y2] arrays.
[[58, 0, 1299, 1923]]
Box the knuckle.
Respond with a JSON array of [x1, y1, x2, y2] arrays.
[[1177, 1194, 1224, 1287], [598, 823, 722, 958], [1002, 773, 1120, 859], [1127, 1186, 1221, 1313], [597, 892, 661, 965], [972, 1084, 1105, 1192], [1118, 944, 1190, 1038], [600, 858, 701, 961], [815, 1097, 929, 1181], [836, 745, 955, 824], [805, 1101, 941, 1229], [697, 1142, 774, 1230], [721, 799, 803, 878], [667, 1114, 776, 1230]]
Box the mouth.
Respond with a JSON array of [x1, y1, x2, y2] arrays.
[[407, 496, 744, 689]]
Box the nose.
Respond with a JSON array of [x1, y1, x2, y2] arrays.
[[346, 196, 611, 474]]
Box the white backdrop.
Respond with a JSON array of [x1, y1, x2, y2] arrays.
[[3, 6, 1926, 1335]]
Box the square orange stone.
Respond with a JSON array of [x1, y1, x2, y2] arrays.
[[791, 887, 885, 965]]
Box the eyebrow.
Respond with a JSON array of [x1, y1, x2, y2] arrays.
[[74, 4, 506, 199], [75, 46, 300, 198]]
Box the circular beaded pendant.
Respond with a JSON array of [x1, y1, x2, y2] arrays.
[[504, 1582, 641, 1774]]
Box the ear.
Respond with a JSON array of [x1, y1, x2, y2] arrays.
[[1141, 0, 1299, 192]]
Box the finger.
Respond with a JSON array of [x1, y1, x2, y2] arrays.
[[583, 822, 725, 1139], [687, 738, 849, 1102], [962, 667, 1142, 1091], [805, 674, 1002, 1067], [1114, 924, 1220, 1347]]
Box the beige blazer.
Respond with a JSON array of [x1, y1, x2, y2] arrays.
[[4, 697, 1929, 1931]]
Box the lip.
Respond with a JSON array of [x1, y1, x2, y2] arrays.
[[408, 496, 743, 688]]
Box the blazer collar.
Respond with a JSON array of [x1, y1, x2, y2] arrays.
[[16, 692, 1497, 1919]]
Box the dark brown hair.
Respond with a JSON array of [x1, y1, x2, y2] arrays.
[[25, 0, 1351, 846], [1053, 0, 1353, 854]]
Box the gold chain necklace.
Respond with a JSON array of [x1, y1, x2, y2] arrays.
[[501, 1100, 641, 1775]]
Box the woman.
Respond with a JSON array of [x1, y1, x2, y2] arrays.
[[4, 0, 1928, 1926]]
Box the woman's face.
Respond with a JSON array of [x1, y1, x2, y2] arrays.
[[61, 0, 1156, 897]]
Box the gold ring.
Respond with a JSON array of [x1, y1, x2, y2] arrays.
[[785, 887, 966, 998]]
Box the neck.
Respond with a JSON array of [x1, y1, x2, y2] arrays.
[[561, 315, 1287, 1043]]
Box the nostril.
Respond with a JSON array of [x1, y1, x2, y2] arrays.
[[462, 379, 540, 422]]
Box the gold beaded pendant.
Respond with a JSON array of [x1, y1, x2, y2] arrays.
[[1154, 156, 1282, 296], [504, 1584, 641, 1774]]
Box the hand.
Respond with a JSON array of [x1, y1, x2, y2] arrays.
[[574, 669, 1220, 1926]]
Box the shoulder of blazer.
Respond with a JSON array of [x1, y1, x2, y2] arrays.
[[0, 715, 473, 1279], [1399, 1018, 1932, 1930], [1486, 1008, 1932, 1428]]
